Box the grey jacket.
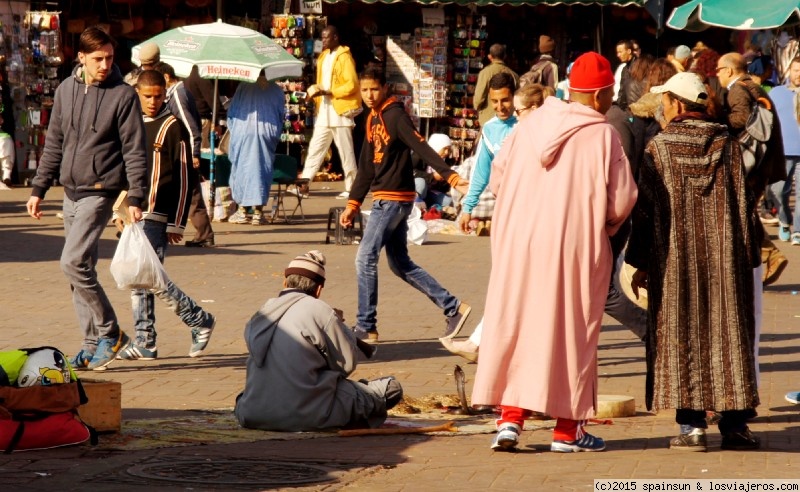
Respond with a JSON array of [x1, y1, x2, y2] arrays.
[[31, 64, 148, 208], [234, 290, 390, 431]]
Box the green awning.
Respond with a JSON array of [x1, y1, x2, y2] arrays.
[[668, 0, 800, 31], [325, 0, 644, 6]]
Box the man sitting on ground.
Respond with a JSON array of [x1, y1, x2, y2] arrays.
[[235, 250, 402, 431]]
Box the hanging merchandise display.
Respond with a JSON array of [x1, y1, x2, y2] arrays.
[[271, 13, 327, 148], [413, 26, 447, 119], [447, 15, 486, 163], [10, 11, 63, 177]]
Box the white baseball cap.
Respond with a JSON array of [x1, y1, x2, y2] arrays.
[[650, 72, 708, 106]]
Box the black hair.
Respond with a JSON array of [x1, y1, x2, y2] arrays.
[[489, 44, 506, 59], [488, 72, 516, 91], [616, 40, 633, 51], [137, 69, 166, 89], [359, 66, 386, 85], [153, 61, 176, 79]]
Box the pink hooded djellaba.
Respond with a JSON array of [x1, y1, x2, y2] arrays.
[[471, 97, 637, 420]]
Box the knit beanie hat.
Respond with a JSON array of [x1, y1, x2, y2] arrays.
[[138, 42, 161, 65], [285, 250, 326, 286], [568, 51, 615, 93], [539, 35, 556, 54], [427, 133, 452, 153]]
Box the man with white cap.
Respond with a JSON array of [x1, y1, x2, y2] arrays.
[[668, 45, 692, 73], [125, 42, 159, 86], [413, 133, 454, 209], [234, 250, 402, 431], [470, 51, 637, 453], [626, 71, 760, 451]]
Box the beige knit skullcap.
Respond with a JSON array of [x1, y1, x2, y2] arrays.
[[285, 250, 326, 285]]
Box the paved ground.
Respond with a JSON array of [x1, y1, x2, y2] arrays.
[[1, 184, 799, 491]]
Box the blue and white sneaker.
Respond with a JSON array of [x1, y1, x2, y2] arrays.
[[69, 349, 94, 371], [786, 391, 800, 404], [189, 316, 215, 357], [779, 224, 791, 242], [490, 423, 521, 451], [551, 433, 606, 452], [88, 330, 131, 371], [117, 344, 158, 361]]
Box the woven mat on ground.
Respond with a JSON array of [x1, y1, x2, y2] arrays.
[[97, 411, 502, 451]]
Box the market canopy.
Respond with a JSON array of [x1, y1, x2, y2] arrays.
[[667, 0, 800, 31], [324, 0, 645, 6]]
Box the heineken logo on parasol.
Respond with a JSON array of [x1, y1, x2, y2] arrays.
[[164, 39, 201, 53], [252, 41, 281, 55], [203, 65, 253, 78]]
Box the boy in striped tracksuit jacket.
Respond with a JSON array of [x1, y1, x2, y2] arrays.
[[117, 70, 216, 362]]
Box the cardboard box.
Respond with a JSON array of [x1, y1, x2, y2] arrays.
[[78, 378, 122, 433]]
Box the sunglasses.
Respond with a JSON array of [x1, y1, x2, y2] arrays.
[[515, 106, 532, 116]]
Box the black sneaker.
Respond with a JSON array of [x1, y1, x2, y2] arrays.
[[185, 238, 215, 248], [721, 428, 760, 450], [669, 428, 707, 451]]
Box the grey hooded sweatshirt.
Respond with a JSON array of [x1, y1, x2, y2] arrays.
[[31, 64, 148, 208], [235, 290, 392, 431]]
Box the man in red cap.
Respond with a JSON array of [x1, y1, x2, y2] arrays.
[[471, 51, 638, 453]]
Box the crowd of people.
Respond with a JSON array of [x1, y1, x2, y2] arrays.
[[21, 24, 800, 452]]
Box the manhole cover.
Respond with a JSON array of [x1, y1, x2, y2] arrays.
[[127, 459, 336, 486]]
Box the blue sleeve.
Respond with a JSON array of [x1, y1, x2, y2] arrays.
[[462, 132, 493, 214]]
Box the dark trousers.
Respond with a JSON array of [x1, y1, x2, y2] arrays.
[[188, 180, 213, 242], [676, 408, 753, 434]]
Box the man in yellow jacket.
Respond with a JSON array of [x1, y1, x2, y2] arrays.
[[294, 26, 361, 199]]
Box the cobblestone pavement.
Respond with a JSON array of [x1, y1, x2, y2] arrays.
[[1, 184, 798, 491]]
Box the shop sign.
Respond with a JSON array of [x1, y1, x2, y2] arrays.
[[299, 0, 322, 14]]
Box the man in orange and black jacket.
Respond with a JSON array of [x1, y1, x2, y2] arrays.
[[340, 67, 472, 346]]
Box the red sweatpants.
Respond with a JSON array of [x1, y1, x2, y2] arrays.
[[498, 405, 586, 441]]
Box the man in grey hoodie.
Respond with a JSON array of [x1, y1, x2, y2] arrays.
[[26, 27, 148, 371], [235, 250, 402, 432]]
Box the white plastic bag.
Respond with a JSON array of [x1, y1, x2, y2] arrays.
[[407, 206, 428, 246], [110, 222, 169, 291]]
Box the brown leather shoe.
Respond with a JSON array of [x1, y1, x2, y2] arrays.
[[763, 251, 788, 286]]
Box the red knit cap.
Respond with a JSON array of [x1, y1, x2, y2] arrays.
[[568, 51, 615, 93]]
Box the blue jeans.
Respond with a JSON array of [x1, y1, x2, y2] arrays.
[[355, 200, 459, 332], [769, 157, 800, 231], [131, 220, 213, 346], [414, 177, 453, 208]]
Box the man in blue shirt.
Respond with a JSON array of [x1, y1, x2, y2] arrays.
[[458, 72, 518, 234]]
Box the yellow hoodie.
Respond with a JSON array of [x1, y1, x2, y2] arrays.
[[314, 46, 361, 116]]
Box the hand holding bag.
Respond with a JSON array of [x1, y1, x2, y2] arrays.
[[110, 222, 169, 291]]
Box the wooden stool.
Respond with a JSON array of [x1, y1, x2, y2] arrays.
[[325, 207, 363, 245]]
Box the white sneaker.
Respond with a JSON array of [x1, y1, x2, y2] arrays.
[[336, 191, 349, 199], [439, 337, 478, 362], [0, 180, 10, 190], [287, 187, 309, 199], [491, 423, 521, 451]]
